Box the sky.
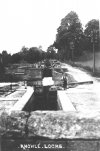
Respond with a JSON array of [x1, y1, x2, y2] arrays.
[[0, 0, 99, 54]]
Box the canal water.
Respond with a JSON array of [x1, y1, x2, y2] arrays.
[[23, 86, 59, 111]]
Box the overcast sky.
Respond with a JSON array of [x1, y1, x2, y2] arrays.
[[0, 0, 99, 54]]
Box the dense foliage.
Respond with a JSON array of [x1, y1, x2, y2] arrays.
[[84, 19, 99, 52], [0, 46, 46, 66], [54, 11, 84, 60], [46, 45, 58, 59], [54, 11, 99, 61]]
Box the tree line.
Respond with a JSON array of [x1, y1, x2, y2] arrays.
[[0, 46, 46, 66], [0, 11, 99, 68], [53, 11, 99, 61], [0, 46, 47, 80]]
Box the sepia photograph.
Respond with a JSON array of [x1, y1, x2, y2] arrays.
[[0, 0, 100, 150]]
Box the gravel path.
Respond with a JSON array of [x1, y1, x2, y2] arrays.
[[61, 62, 100, 117]]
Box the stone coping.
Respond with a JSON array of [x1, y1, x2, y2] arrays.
[[9, 87, 34, 113], [57, 91, 76, 112]]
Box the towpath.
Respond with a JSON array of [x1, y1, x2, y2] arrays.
[[61, 62, 100, 117]]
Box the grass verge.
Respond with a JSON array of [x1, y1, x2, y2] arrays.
[[64, 60, 100, 78]]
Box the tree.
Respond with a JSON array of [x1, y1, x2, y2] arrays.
[[11, 53, 21, 63], [1, 50, 11, 66], [19, 46, 45, 63], [20, 46, 29, 61], [55, 11, 84, 60], [26, 47, 42, 63], [46, 45, 57, 59], [84, 19, 99, 52], [0, 54, 5, 80]]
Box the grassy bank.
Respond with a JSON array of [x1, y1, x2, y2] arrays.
[[67, 51, 100, 78]]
